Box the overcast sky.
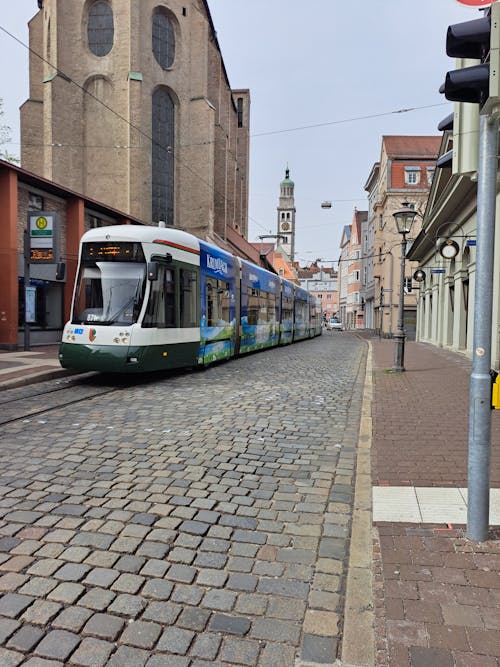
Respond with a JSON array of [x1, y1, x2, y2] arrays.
[[1, 0, 475, 265]]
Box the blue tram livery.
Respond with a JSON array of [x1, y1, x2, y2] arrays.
[[59, 225, 322, 373]]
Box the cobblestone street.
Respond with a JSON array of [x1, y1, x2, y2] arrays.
[[0, 333, 367, 666]]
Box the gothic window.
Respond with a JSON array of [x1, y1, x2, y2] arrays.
[[152, 10, 175, 69], [88, 1, 114, 57], [152, 87, 175, 225]]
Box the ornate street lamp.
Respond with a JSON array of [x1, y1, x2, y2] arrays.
[[392, 204, 417, 372]]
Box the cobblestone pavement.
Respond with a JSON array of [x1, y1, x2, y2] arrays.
[[0, 333, 367, 666]]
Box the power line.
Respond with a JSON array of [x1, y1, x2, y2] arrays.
[[251, 103, 449, 138]]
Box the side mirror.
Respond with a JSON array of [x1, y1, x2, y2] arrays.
[[55, 262, 66, 281], [147, 261, 159, 281]]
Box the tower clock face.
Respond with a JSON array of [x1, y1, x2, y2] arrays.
[[281, 222, 290, 232]]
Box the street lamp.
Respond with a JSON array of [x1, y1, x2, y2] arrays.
[[392, 204, 418, 372]]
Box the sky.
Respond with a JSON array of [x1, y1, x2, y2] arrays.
[[0, 0, 477, 266]]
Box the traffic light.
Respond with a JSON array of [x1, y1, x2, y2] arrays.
[[441, 4, 500, 112]]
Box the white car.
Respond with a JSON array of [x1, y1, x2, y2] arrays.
[[327, 318, 343, 331]]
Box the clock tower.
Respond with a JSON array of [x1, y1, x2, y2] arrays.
[[276, 167, 296, 262]]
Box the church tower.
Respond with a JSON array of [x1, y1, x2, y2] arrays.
[[20, 0, 250, 243], [276, 167, 296, 262]]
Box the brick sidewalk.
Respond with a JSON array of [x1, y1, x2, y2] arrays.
[[369, 338, 500, 667]]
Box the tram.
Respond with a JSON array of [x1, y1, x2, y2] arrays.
[[59, 225, 322, 373]]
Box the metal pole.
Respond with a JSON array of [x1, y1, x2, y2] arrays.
[[392, 234, 407, 372], [23, 229, 31, 352], [467, 112, 498, 542]]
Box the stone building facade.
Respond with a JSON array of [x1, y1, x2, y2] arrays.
[[363, 136, 441, 338], [21, 0, 250, 249]]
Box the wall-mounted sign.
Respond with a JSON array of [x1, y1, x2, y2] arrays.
[[28, 211, 59, 264], [439, 239, 460, 260]]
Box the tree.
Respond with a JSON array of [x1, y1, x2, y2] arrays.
[[0, 98, 19, 164]]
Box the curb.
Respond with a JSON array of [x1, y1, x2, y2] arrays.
[[341, 342, 375, 667], [0, 368, 77, 391]]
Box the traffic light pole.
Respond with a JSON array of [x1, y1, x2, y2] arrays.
[[467, 111, 498, 542]]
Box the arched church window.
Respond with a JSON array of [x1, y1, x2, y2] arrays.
[[88, 1, 114, 57], [152, 10, 175, 69], [152, 87, 175, 225]]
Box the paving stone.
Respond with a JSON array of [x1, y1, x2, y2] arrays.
[[0, 618, 21, 644], [259, 642, 296, 666], [108, 593, 145, 618], [0, 648, 24, 666], [227, 573, 258, 592], [251, 617, 301, 644], [201, 588, 236, 611], [256, 577, 309, 598], [167, 564, 197, 583], [47, 583, 84, 604], [35, 629, 80, 661], [21, 600, 62, 625], [142, 601, 182, 625], [111, 573, 144, 594], [0, 593, 35, 618], [145, 655, 190, 667], [82, 612, 125, 640], [7, 624, 45, 652], [301, 633, 338, 663], [196, 569, 228, 588], [135, 542, 170, 558], [52, 605, 93, 632], [220, 637, 261, 666], [113, 555, 145, 573], [190, 632, 222, 660], [170, 583, 204, 606], [208, 614, 251, 636], [68, 637, 114, 667], [77, 588, 115, 611], [54, 563, 90, 582], [119, 620, 162, 649], [140, 578, 174, 600], [106, 645, 150, 667], [176, 607, 211, 631], [82, 567, 119, 587], [156, 626, 195, 654]]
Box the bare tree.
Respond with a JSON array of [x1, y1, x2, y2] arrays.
[[0, 99, 19, 164]]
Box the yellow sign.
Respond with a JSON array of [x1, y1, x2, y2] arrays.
[[36, 217, 48, 230]]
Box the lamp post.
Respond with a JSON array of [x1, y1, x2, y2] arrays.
[[392, 205, 417, 372]]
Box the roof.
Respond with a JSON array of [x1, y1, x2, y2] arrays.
[[382, 136, 441, 159]]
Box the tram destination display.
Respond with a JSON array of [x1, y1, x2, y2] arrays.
[[82, 241, 145, 262]]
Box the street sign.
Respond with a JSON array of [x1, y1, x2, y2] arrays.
[[454, 0, 496, 6], [28, 211, 59, 264], [430, 269, 446, 274]]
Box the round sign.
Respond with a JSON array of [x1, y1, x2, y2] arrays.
[[454, 0, 495, 6], [439, 239, 460, 260], [36, 216, 48, 230]]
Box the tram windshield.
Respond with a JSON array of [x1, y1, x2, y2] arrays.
[[73, 262, 146, 326]]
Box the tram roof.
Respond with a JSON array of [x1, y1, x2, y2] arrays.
[[82, 225, 201, 253]]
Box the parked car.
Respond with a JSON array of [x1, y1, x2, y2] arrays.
[[326, 318, 343, 331]]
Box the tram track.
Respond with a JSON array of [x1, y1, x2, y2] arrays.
[[0, 374, 124, 427]]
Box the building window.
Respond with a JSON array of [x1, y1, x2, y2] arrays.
[[28, 193, 44, 210], [237, 97, 243, 128], [88, 1, 114, 57], [379, 214, 383, 230], [427, 167, 435, 185], [152, 87, 175, 225], [152, 9, 175, 69], [404, 166, 421, 185]]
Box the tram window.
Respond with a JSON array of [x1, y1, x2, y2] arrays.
[[143, 265, 175, 328], [206, 278, 230, 326], [180, 269, 197, 328], [282, 295, 293, 321], [267, 293, 277, 322], [247, 287, 259, 325]]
